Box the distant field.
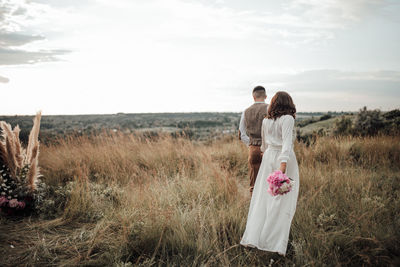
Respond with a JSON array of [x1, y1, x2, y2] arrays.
[[0, 112, 349, 143]]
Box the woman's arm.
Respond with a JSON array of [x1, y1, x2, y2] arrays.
[[280, 162, 287, 173], [278, 115, 295, 173]]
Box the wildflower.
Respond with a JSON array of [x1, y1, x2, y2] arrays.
[[17, 201, 25, 209], [0, 196, 8, 206], [9, 199, 18, 208]]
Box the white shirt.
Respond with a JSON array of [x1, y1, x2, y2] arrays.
[[239, 101, 266, 146]]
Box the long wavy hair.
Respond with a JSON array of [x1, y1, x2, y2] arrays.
[[267, 91, 296, 120]]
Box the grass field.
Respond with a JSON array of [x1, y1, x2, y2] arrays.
[[0, 133, 399, 266]]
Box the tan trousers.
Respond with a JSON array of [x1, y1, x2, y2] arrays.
[[248, 145, 262, 194]]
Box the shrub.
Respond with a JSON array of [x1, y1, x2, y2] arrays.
[[333, 116, 353, 136], [353, 106, 385, 136], [319, 114, 332, 121]]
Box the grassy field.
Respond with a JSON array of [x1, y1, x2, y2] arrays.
[[0, 133, 399, 266]]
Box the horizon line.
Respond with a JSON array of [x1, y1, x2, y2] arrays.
[[1, 109, 396, 117]]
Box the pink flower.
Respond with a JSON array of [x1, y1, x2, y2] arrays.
[[17, 201, 26, 209], [0, 196, 8, 206], [8, 199, 18, 208]]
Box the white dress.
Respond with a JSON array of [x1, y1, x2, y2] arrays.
[[240, 115, 300, 256]]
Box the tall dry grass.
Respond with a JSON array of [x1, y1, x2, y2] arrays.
[[0, 133, 399, 266]]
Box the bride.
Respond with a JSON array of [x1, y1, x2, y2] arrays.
[[240, 91, 300, 256]]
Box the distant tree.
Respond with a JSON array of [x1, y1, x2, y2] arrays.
[[334, 116, 353, 136], [319, 114, 332, 121], [353, 106, 384, 136], [382, 109, 400, 135], [383, 109, 400, 120]]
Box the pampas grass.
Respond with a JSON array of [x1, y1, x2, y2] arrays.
[[0, 111, 42, 192], [1, 121, 18, 177]]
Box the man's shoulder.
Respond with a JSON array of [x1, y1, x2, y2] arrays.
[[245, 102, 268, 110], [245, 103, 268, 114], [243, 104, 253, 115]]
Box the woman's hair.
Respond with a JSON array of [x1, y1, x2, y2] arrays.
[[267, 91, 296, 120]]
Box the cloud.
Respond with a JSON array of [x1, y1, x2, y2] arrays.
[[21, 0, 398, 50], [287, 0, 387, 27], [0, 47, 69, 65], [0, 75, 9, 83], [251, 0, 397, 45], [270, 69, 400, 83], [0, 0, 69, 66], [162, 0, 397, 45], [0, 32, 45, 47], [261, 69, 400, 91]]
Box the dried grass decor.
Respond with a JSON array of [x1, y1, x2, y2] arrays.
[[0, 111, 44, 215]]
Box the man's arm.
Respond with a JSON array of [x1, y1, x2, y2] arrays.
[[239, 111, 250, 146]]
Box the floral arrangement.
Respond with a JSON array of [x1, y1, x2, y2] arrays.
[[266, 170, 294, 196], [0, 112, 43, 215]]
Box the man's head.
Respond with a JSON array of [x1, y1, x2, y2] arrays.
[[252, 86, 266, 101]]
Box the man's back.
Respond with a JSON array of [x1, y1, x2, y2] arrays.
[[244, 103, 268, 146]]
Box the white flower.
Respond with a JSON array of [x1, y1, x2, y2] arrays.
[[280, 185, 287, 193]]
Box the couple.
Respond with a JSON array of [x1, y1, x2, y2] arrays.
[[238, 86, 299, 256]]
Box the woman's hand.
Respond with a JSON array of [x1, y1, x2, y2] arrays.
[[280, 162, 287, 173]]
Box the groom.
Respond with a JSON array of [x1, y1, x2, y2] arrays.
[[239, 86, 268, 195]]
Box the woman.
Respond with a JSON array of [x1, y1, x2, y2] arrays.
[[240, 91, 300, 256]]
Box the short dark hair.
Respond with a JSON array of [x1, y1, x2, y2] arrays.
[[252, 86, 266, 99], [252, 86, 265, 93]]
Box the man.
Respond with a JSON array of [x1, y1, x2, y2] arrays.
[[239, 86, 268, 195]]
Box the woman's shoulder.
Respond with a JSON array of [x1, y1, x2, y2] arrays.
[[279, 115, 295, 124], [279, 114, 294, 120]]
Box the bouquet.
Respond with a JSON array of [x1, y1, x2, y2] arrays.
[[266, 170, 294, 196]]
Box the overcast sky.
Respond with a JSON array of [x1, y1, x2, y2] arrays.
[[0, 0, 399, 115]]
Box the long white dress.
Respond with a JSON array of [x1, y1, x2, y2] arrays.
[[240, 115, 300, 256]]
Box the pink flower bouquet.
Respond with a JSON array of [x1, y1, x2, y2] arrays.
[[266, 170, 294, 196]]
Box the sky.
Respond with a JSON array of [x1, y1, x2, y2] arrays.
[[0, 0, 399, 115]]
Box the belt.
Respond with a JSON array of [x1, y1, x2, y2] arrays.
[[267, 145, 282, 150]]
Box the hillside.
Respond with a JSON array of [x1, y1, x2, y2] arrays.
[[298, 115, 355, 135]]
